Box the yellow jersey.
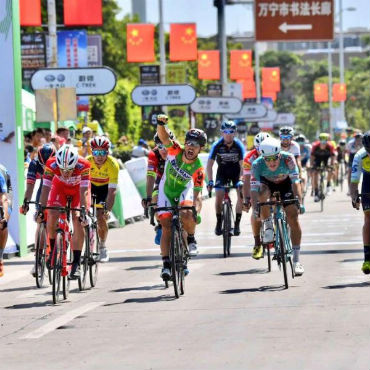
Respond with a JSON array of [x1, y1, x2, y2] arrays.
[[86, 155, 119, 188]]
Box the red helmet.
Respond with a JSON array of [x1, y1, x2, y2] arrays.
[[90, 136, 110, 150]]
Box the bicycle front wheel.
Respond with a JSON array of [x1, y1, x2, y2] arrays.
[[277, 219, 289, 289], [78, 227, 90, 291], [222, 202, 231, 258], [35, 223, 47, 288], [63, 243, 72, 300], [52, 232, 63, 304], [89, 223, 99, 288], [170, 223, 181, 298]]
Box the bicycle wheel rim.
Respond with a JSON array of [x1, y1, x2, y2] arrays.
[[227, 204, 232, 256], [278, 219, 289, 289], [222, 202, 229, 258], [35, 223, 47, 288], [170, 224, 180, 298], [78, 228, 90, 291], [52, 233, 63, 304], [63, 242, 71, 300], [89, 225, 99, 288]]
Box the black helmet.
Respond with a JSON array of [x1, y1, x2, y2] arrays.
[[362, 131, 370, 153], [339, 139, 346, 146], [279, 126, 294, 136], [185, 128, 207, 147], [153, 130, 175, 145], [295, 134, 306, 143], [221, 120, 236, 131]]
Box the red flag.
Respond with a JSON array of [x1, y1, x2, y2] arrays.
[[20, 0, 41, 26], [314, 83, 328, 102], [332, 83, 347, 102], [262, 89, 277, 102], [170, 24, 197, 61], [230, 50, 253, 80], [198, 51, 220, 80], [126, 24, 155, 63], [64, 0, 102, 26], [237, 79, 256, 100], [262, 67, 280, 92]]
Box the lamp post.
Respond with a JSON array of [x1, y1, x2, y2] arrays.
[[158, 0, 166, 84]]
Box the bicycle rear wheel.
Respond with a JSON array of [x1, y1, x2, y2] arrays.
[[277, 219, 289, 289], [170, 223, 181, 298], [89, 223, 99, 288], [35, 223, 47, 288], [78, 228, 89, 291], [52, 232, 63, 304], [320, 174, 324, 212], [222, 202, 231, 258]]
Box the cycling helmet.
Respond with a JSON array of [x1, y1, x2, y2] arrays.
[[153, 130, 175, 145], [185, 128, 207, 147], [56, 144, 79, 170], [362, 131, 370, 153], [319, 133, 330, 141], [259, 138, 281, 157], [254, 132, 270, 149], [221, 120, 236, 131], [295, 134, 306, 143], [279, 126, 294, 136], [37, 144, 56, 165], [91, 136, 110, 150], [339, 139, 346, 146], [353, 131, 363, 139]]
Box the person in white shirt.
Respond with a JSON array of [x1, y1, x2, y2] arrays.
[[131, 139, 149, 158]]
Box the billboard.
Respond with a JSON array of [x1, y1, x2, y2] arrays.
[[57, 30, 88, 68], [21, 33, 46, 83]]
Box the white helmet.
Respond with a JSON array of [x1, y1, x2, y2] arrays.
[[56, 144, 79, 170], [259, 138, 281, 157], [254, 132, 271, 149]]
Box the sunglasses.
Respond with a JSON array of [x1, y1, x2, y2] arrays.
[[264, 154, 280, 162], [280, 135, 292, 140], [157, 144, 166, 150], [92, 149, 108, 157], [320, 140, 328, 144], [185, 140, 200, 147], [222, 129, 235, 134], [60, 168, 73, 174]]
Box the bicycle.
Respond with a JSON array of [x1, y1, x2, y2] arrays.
[[314, 165, 332, 212], [257, 192, 299, 289], [154, 205, 196, 298], [78, 196, 101, 291], [338, 159, 346, 192]]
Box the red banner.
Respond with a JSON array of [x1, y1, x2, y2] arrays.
[[126, 24, 155, 63], [262, 67, 280, 92], [237, 79, 256, 100], [262, 89, 277, 102], [64, 0, 102, 26], [170, 24, 197, 61], [20, 0, 41, 26], [332, 83, 347, 102], [198, 51, 220, 80], [230, 50, 253, 80], [314, 83, 328, 103]]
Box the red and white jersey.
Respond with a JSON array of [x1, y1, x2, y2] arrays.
[[281, 140, 300, 157], [243, 148, 259, 176]]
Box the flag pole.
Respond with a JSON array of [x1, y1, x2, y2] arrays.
[[159, 0, 166, 84]]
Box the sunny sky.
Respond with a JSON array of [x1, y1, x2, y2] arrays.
[[117, 0, 370, 37]]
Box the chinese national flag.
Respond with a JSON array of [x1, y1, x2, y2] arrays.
[[230, 50, 253, 80], [198, 51, 220, 80], [64, 0, 102, 26], [262, 67, 280, 92], [126, 24, 155, 63], [314, 83, 328, 102], [237, 79, 256, 100], [332, 83, 347, 102], [262, 88, 277, 102], [20, 0, 41, 26], [170, 24, 197, 61]]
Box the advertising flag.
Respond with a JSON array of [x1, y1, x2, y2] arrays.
[[262, 67, 280, 92], [20, 0, 41, 26], [332, 83, 347, 102], [170, 23, 197, 61], [230, 50, 253, 80], [237, 79, 256, 100], [314, 83, 328, 102], [64, 0, 102, 26], [126, 24, 155, 63], [198, 51, 220, 80]]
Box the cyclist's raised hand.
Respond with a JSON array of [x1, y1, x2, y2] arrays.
[[156, 114, 168, 126]]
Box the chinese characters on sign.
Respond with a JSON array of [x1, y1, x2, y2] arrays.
[[257, 1, 332, 17]]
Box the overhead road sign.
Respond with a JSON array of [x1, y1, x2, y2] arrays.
[[226, 103, 267, 120], [273, 113, 296, 126], [131, 84, 196, 106], [31, 67, 117, 95], [259, 109, 279, 122], [190, 96, 242, 114], [255, 0, 334, 41]]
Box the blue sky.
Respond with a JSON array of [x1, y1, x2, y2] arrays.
[[117, 0, 370, 37]]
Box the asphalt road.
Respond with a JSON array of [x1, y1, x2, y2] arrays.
[[0, 187, 369, 370]]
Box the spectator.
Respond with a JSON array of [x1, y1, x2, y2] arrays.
[[56, 127, 70, 146], [131, 138, 150, 158], [79, 127, 93, 157], [44, 128, 52, 144], [31, 128, 45, 148]]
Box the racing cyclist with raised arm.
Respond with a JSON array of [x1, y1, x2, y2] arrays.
[[86, 136, 119, 263], [207, 120, 245, 236], [250, 138, 305, 276], [156, 114, 205, 281], [37, 145, 91, 280], [242, 132, 270, 259]]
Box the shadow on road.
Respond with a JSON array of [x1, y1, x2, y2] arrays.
[[103, 294, 176, 306], [3, 260, 33, 266], [322, 281, 370, 290], [340, 258, 362, 263], [111, 284, 164, 293], [0, 285, 37, 293], [5, 301, 51, 309], [126, 265, 162, 271], [220, 285, 286, 294], [217, 268, 267, 276]]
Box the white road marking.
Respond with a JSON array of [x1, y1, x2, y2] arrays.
[[21, 301, 104, 339]]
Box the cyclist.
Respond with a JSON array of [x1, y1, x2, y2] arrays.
[[310, 133, 336, 201], [250, 138, 305, 276], [156, 114, 205, 280], [279, 126, 301, 167], [207, 120, 245, 236], [350, 131, 370, 274], [86, 136, 119, 263], [142, 131, 175, 245], [243, 132, 270, 259], [37, 144, 91, 280], [335, 139, 347, 187], [295, 134, 311, 195], [0, 164, 12, 277], [347, 132, 363, 194]]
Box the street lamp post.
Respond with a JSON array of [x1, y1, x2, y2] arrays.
[[158, 0, 166, 84]]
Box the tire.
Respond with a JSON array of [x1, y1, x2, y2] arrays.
[[63, 242, 72, 300], [52, 232, 63, 304], [277, 219, 289, 289], [179, 236, 186, 296], [266, 244, 272, 272], [339, 163, 344, 192], [222, 202, 231, 258], [320, 174, 324, 212], [35, 223, 47, 288], [89, 224, 99, 288], [170, 224, 181, 298], [78, 227, 90, 291]]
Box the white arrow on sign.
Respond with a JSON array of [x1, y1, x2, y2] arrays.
[[191, 96, 242, 114], [131, 84, 196, 106], [279, 22, 313, 34]]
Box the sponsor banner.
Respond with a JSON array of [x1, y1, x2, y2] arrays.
[[124, 157, 147, 199], [57, 30, 87, 68], [140, 65, 160, 85], [87, 34, 102, 67]]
